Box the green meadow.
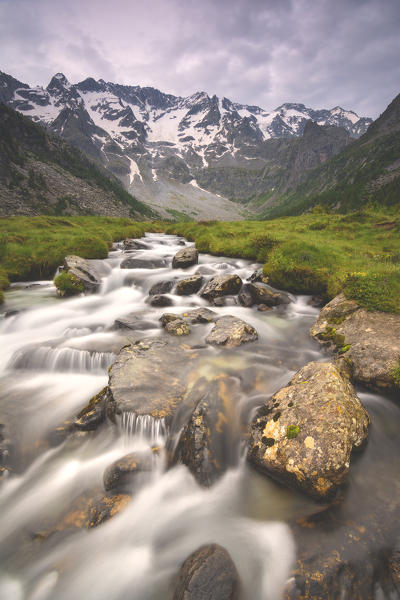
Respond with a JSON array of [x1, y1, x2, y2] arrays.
[[1, 208, 399, 313]]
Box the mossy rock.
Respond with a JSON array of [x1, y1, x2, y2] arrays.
[[54, 271, 84, 297]]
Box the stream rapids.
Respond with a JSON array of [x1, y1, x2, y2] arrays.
[[0, 233, 399, 600]]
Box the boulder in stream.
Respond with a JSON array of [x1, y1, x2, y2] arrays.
[[149, 280, 175, 295], [103, 448, 158, 492], [172, 246, 199, 269], [248, 362, 370, 500], [242, 282, 291, 306], [149, 295, 174, 307], [311, 293, 400, 393], [176, 275, 204, 295], [165, 319, 190, 336], [181, 307, 218, 323], [107, 338, 201, 421], [120, 257, 168, 269], [247, 267, 269, 284], [173, 544, 239, 600], [173, 376, 240, 487], [201, 274, 242, 301], [206, 315, 258, 348], [123, 239, 149, 250], [58, 255, 102, 294]]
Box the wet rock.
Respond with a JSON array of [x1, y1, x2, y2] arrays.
[[248, 362, 370, 500], [165, 319, 190, 336], [160, 313, 182, 327], [173, 376, 240, 487], [309, 295, 325, 307], [0, 423, 12, 473], [212, 296, 238, 307], [114, 314, 155, 331], [244, 282, 291, 306], [173, 544, 239, 600], [172, 247, 199, 269], [176, 275, 204, 296], [311, 293, 400, 392], [149, 294, 174, 308], [257, 304, 272, 312], [123, 238, 149, 250], [62, 255, 102, 293], [149, 280, 175, 295], [238, 287, 254, 307], [35, 488, 131, 537], [74, 387, 108, 431], [120, 257, 168, 269], [107, 338, 200, 420], [176, 239, 186, 246], [206, 315, 258, 348], [195, 265, 216, 276], [182, 308, 218, 323], [248, 267, 269, 284], [201, 274, 242, 301], [103, 449, 157, 492]]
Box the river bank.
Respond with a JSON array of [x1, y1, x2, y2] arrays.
[[0, 233, 399, 599]]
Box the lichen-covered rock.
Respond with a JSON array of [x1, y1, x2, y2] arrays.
[[206, 315, 258, 348], [173, 544, 239, 600], [182, 307, 218, 323], [61, 255, 102, 293], [74, 387, 108, 431], [149, 280, 175, 295], [243, 282, 291, 306], [248, 362, 370, 500], [165, 319, 190, 336], [120, 257, 168, 269], [172, 247, 199, 269], [173, 376, 240, 487], [107, 338, 200, 420], [160, 313, 181, 327], [201, 274, 242, 301], [311, 294, 400, 392], [149, 294, 174, 307], [176, 275, 204, 295], [103, 449, 157, 492]]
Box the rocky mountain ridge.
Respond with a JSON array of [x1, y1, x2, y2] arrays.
[[1, 69, 372, 218]]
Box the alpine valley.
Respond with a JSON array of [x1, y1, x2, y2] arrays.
[[0, 69, 374, 219]]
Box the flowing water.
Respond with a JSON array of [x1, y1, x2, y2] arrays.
[[0, 233, 399, 600]]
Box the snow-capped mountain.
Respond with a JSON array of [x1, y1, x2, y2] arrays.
[[0, 70, 373, 218]]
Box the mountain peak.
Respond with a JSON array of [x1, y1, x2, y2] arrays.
[[47, 73, 71, 93]]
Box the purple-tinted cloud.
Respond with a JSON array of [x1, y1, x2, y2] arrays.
[[0, 0, 399, 117]]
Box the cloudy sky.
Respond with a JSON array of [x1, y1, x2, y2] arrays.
[[1, 0, 399, 118]]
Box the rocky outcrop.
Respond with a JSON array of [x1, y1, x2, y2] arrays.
[[173, 544, 239, 600], [172, 247, 199, 269], [176, 275, 203, 295], [173, 376, 240, 487], [107, 338, 200, 420], [248, 362, 370, 500], [61, 255, 102, 293], [120, 257, 168, 269], [201, 274, 242, 301], [206, 315, 258, 348], [311, 294, 400, 392]]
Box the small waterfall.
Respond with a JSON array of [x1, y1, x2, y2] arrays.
[[120, 412, 167, 444], [7, 346, 115, 373]]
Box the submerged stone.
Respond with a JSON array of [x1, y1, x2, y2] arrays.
[[173, 544, 239, 600]]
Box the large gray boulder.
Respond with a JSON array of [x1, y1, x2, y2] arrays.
[[149, 280, 175, 295], [62, 255, 102, 293], [248, 362, 369, 500], [311, 294, 400, 392], [173, 544, 239, 600], [241, 282, 291, 307], [181, 307, 218, 323], [172, 247, 199, 269], [201, 274, 242, 301], [107, 338, 200, 421], [206, 315, 258, 348]]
